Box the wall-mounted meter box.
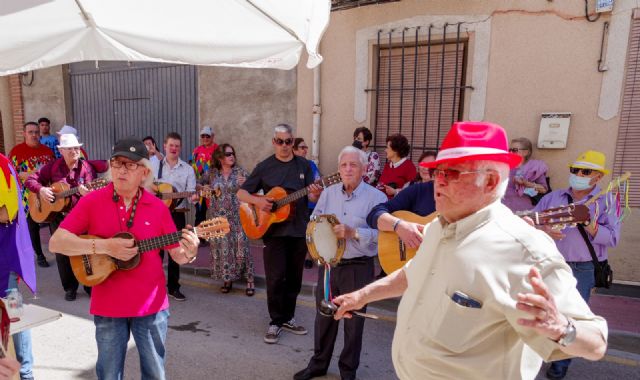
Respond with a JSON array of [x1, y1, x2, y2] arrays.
[[537, 112, 571, 149], [596, 0, 614, 13]]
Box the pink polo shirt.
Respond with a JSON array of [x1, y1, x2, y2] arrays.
[[60, 183, 178, 317]]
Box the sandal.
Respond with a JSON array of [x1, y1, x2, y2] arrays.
[[220, 281, 232, 294], [245, 282, 255, 297]]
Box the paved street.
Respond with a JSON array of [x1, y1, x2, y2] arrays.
[[17, 243, 640, 379]]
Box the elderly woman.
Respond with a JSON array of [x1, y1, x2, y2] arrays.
[[378, 134, 416, 198], [410, 151, 437, 185], [353, 127, 381, 186], [502, 137, 549, 212], [203, 144, 255, 296]]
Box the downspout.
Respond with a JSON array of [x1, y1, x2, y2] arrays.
[[311, 62, 321, 166]]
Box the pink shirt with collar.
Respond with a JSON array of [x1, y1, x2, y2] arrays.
[[60, 183, 178, 317]]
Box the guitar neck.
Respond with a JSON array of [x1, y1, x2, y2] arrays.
[[162, 191, 196, 199], [57, 187, 80, 199], [136, 227, 195, 253], [274, 187, 309, 208]]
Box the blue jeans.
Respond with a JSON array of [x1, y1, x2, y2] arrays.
[[7, 273, 33, 380], [550, 261, 595, 374], [94, 309, 169, 380]]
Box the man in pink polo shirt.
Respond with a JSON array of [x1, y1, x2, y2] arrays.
[[49, 137, 200, 380]]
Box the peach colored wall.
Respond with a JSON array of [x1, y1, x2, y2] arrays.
[[297, 1, 637, 281]]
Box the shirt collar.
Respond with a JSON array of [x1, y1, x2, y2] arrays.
[[561, 185, 601, 202], [162, 157, 186, 167], [341, 180, 366, 198], [437, 200, 503, 241], [389, 157, 408, 168]]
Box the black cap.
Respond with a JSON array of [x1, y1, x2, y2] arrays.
[[111, 137, 148, 162]]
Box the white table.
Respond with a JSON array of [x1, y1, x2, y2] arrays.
[[9, 303, 62, 335]]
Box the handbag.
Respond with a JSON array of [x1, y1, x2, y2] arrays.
[[568, 195, 613, 288]]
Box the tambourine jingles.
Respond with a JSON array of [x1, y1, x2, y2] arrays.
[[305, 214, 346, 266]]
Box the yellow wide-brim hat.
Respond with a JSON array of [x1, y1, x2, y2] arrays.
[[569, 150, 610, 175]]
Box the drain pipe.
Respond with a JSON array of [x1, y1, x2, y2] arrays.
[[311, 63, 321, 166]]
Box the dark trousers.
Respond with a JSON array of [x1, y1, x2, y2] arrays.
[[159, 212, 184, 291], [26, 214, 45, 258], [49, 214, 89, 293], [262, 236, 307, 326], [194, 201, 207, 226], [308, 258, 374, 379]]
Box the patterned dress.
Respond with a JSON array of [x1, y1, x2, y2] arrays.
[[205, 166, 254, 283]]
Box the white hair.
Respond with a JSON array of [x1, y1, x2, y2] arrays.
[[274, 123, 293, 136], [104, 158, 155, 190], [473, 160, 510, 200], [338, 146, 368, 167]]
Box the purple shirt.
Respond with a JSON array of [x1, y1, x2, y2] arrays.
[[502, 159, 548, 212], [534, 186, 620, 262]]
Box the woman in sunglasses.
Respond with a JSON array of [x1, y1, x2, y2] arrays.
[[502, 137, 549, 212], [201, 144, 255, 296]]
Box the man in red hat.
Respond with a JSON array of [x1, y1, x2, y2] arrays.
[[332, 121, 607, 380]]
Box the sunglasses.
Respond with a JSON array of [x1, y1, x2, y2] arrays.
[[508, 148, 528, 153], [429, 168, 486, 182], [200, 135, 211, 138], [274, 138, 294, 146], [110, 159, 141, 171], [224, 152, 235, 157], [570, 167, 595, 175]]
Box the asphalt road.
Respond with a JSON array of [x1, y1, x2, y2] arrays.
[[19, 259, 640, 380]]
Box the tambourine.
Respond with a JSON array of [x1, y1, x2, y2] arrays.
[[305, 214, 346, 266]]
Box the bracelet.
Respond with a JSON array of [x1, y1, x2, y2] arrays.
[[183, 251, 197, 264], [91, 239, 96, 255], [392, 219, 402, 231]]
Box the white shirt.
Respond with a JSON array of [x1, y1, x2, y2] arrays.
[[152, 157, 196, 209]]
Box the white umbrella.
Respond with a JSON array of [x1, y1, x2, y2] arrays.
[[0, 0, 330, 75]]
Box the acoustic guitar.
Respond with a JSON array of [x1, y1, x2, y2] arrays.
[[151, 182, 220, 211], [28, 178, 109, 223], [70, 217, 230, 286], [516, 203, 590, 227], [239, 172, 342, 240], [377, 210, 438, 274]]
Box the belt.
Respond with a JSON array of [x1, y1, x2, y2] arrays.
[[338, 256, 373, 266]]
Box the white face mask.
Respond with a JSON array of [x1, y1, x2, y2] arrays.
[[569, 173, 593, 191]]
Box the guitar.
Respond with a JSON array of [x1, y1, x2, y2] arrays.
[[516, 203, 591, 227], [151, 182, 220, 211], [70, 217, 230, 286], [28, 178, 109, 223], [377, 211, 438, 274], [239, 172, 342, 240]]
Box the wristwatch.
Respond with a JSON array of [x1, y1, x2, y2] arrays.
[[556, 316, 577, 347]]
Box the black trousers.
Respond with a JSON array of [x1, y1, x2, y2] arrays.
[[159, 212, 184, 291], [308, 258, 374, 379], [26, 214, 45, 258], [49, 214, 89, 293], [262, 236, 307, 326], [194, 200, 207, 226]]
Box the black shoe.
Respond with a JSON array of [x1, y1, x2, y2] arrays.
[[545, 366, 568, 380], [168, 289, 186, 301], [293, 367, 326, 380], [341, 375, 356, 380], [36, 255, 50, 267], [64, 289, 77, 301]]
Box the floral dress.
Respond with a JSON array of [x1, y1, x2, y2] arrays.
[[363, 150, 381, 186], [205, 166, 254, 283]]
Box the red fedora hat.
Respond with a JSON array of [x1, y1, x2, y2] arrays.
[[420, 121, 522, 169]]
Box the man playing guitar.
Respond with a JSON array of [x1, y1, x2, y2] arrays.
[[49, 137, 200, 380], [24, 134, 101, 301]]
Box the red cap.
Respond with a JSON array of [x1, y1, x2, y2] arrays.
[[420, 121, 522, 169]]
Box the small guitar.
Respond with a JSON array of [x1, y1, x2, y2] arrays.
[[28, 178, 109, 223], [70, 217, 230, 286], [151, 182, 220, 211], [516, 203, 591, 227], [239, 172, 342, 240], [378, 211, 437, 274]]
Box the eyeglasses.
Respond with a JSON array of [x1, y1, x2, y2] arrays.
[[110, 159, 141, 171], [509, 148, 528, 153], [570, 167, 594, 175], [200, 135, 211, 138], [429, 168, 487, 182], [224, 152, 235, 157], [274, 138, 294, 146]]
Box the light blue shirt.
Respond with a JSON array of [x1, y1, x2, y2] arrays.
[[311, 181, 387, 259], [152, 157, 196, 209]]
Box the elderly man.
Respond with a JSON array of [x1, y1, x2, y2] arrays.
[[334, 122, 607, 380], [25, 134, 100, 301], [238, 123, 321, 344], [294, 146, 386, 380], [534, 150, 620, 380], [49, 137, 200, 380]]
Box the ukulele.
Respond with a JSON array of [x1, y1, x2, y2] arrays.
[[151, 182, 220, 211], [377, 211, 437, 274], [239, 172, 342, 240], [28, 178, 109, 223], [70, 217, 230, 286]]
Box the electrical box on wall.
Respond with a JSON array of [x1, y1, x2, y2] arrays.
[[596, 0, 614, 13], [537, 113, 571, 149]]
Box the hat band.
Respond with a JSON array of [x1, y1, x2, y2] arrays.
[[436, 146, 509, 161], [571, 160, 605, 171]]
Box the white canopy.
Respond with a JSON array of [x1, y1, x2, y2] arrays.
[[0, 0, 330, 75]]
